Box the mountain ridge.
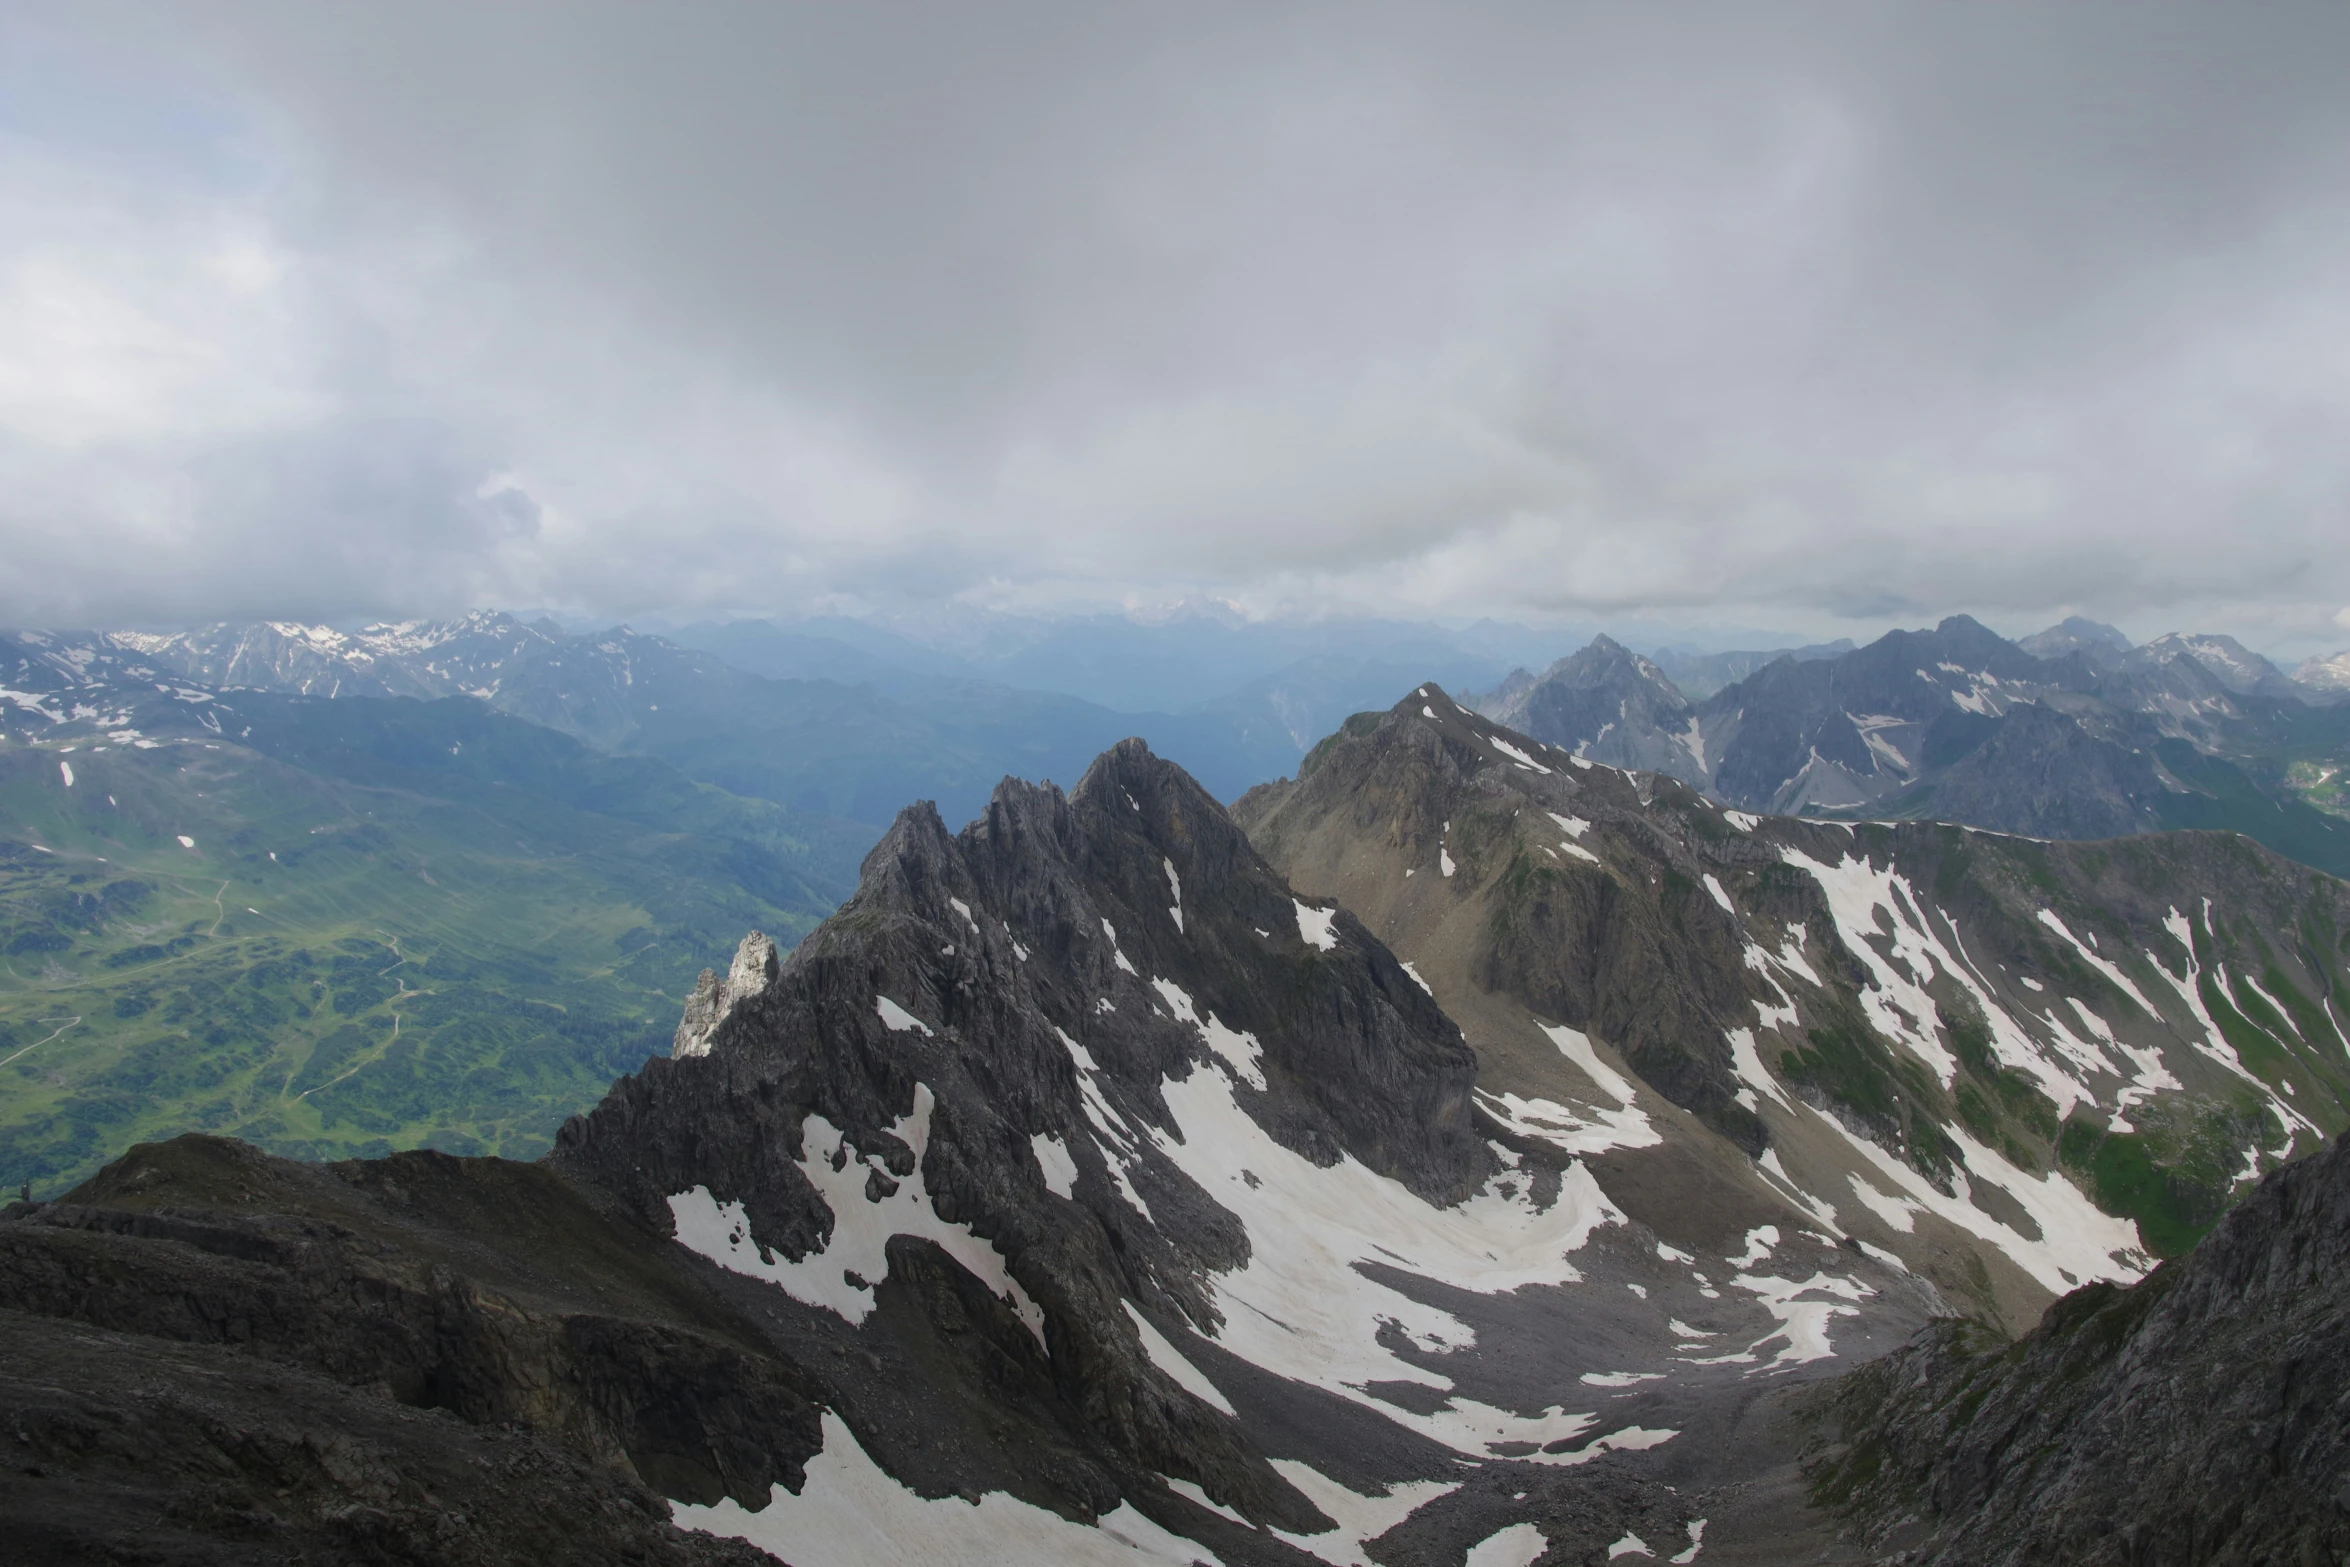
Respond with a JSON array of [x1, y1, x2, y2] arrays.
[[1240, 686, 2350, 1329], [1464, 616, 2350, 876]]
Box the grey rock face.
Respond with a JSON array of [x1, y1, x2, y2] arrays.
[[1811, 1130, 2350, 1565], [675, 931, 783, 1057], [2128, 630, 2307, 702], [2017, 615, 2134, 670], [554, 737, 1494, 1529], [1647, 640, 1858, 701], [1887, 700, 2165, 841]]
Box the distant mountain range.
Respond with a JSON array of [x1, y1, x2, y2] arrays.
[[1472, 614, 2350, 878], [10, 604, 2350, 1203], [2300, 647, 2350, 692], [1645, 638, 1857, 700], [674, 608, 1565, 715], [4, 614, 1313, 826]]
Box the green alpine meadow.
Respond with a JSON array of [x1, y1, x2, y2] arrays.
[[0, 696, 856, 1189]]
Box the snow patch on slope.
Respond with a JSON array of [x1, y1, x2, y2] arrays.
[[1478, 1085, 1661, 1155], [1124, 1302, 1236, 1416], [1150, 976, 1267, 1091], [1032, 1132, 1079, 1199], [1269, 1461, 1458, 1567], [1058, 1028, 1158, 1220], [1535, 1021, 1640, 1107], [1726, 1028, 1792, 1112], [1811, 1105, 2147, 1294], [669, 1084, 1045, 1341], [1466, 1523, 1549, 1567], [1150, 1060, 1627, 1459], [676, 1411, 1221, 1566], [2035, 910, 2158, 1016]]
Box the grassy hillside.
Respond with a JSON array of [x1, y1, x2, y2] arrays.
[[2147, 739, 2350, 878], [0, 699, 860, 1192]]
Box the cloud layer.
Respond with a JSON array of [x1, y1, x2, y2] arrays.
[[6, 2, 2350, 649]]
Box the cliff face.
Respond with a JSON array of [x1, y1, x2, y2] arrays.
[[0, 1133, 805, 1564], [1810, 1130, 2350, 1566]]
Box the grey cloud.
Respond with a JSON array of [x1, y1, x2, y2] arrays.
[[7, 1, 2350, 649], [0, 417, 530, 626]]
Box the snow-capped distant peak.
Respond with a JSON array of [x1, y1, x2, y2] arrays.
[[2134, 631, 2291, 696], [2294, 649, 2350, 693]]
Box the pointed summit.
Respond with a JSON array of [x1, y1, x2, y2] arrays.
[[2019, 614, 2133, 667], [1468, 637, 1703, 784]]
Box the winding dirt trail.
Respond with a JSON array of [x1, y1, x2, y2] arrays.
[[1, 1016, 81, 1069]]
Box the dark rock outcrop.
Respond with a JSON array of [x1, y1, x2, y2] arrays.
[[1873, 701, 2165, 841], [0, 1133, 812, 1564], [0, 1305, 780, 1567], [1809, 1131, 2350, 1565]]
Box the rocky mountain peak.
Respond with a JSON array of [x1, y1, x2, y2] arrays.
[[2296, 647, 2350, 692], [1470, 638, 1700, 781], [1244, 687, 2350, 1329], [2018, 614, 2134, 667], [549, 733, 1921, 1559], [2130, 630, 2302, 699]]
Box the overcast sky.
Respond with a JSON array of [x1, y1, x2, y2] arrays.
[[4, 2, 2349, 653]]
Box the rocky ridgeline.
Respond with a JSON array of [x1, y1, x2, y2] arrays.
[[551, 737, 1507, 1540], [1243, 687, 2350, 1332]]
